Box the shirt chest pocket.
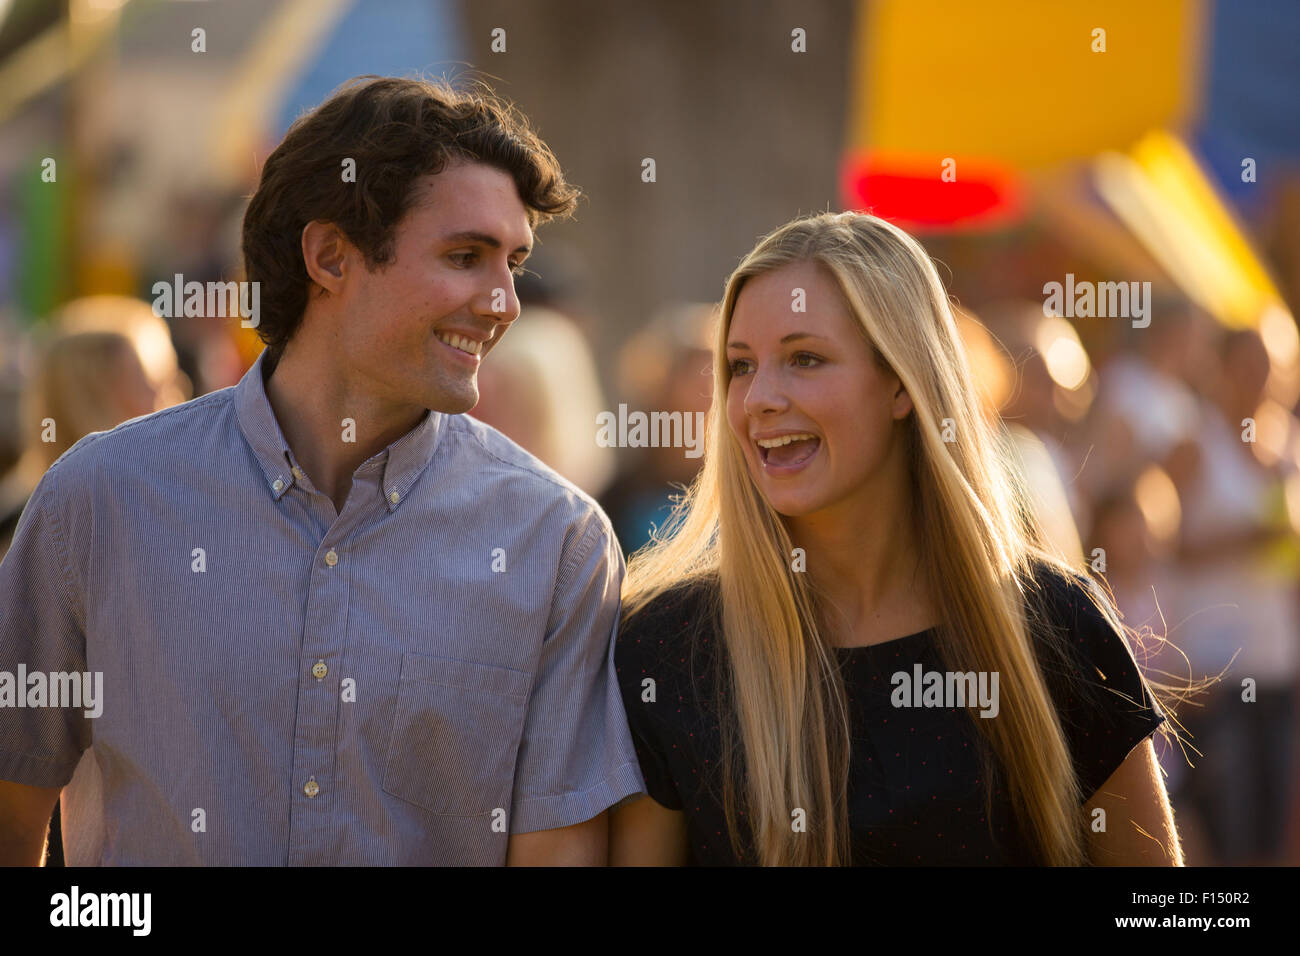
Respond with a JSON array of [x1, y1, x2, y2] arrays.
[[382, 653, 532, 817]]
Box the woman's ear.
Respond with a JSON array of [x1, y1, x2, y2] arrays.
[[891, 380, 913, 420]]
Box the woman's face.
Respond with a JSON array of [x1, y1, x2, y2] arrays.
[[111, 343, 163, 420], [725, 259, 912, 519]]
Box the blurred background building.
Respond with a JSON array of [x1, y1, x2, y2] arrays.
[[1, 0, 1298, 866]]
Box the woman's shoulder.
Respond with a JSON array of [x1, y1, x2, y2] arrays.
[[1019, 557, 1168, 801], [614, 576, 723, 773], [616, 576, 721, 674], [1022, 558, 1121, 639], [1020, 557, 1138, 682], [620, 576, 720, 640]]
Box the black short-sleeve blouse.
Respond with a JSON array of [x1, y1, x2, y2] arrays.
[[614, 563, 1167, 865]]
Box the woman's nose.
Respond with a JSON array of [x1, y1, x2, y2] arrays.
[[742, 364, 789, 416]]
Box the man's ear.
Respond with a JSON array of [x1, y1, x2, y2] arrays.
[[301, 220, 348, 295]]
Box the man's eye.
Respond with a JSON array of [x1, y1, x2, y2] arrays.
[[450, 251, 478, 267], [510, 262, 527, 277]]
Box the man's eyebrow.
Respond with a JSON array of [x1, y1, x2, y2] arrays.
[[726, 332, 828, 350], [440, 230, 533, 256]]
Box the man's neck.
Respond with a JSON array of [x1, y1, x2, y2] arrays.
[[262, 344, 428, 513]]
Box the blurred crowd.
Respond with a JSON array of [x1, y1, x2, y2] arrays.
[[968, 296, 1300, 867], [1, 230, 1297, 868]]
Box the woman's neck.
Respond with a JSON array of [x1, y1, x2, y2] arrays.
[[786, 481, 933, 646]]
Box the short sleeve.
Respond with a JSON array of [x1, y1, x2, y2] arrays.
[[0, 467, 92, 787], [611, 598, 686, 816], [508, 514, 646, 832], [1034, 567, 1167, 804]]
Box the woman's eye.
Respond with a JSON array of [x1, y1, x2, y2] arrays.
[[728, 358, 753, 376], [794, 352, 821, 368]]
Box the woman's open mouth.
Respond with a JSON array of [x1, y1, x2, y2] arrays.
[[757, 433, 820, 475]]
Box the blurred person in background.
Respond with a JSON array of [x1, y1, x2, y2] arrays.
[[0, 295, 188, 560], [1172, 327, 1300, 865], [145, 189, 251, 396], [1088, 481, 1177, 665], [959, 303, 1085, 565], [471, 306, 616, 498], [45, 294, 190, 416], [601, 302, 714, 555], [1082, 300, 1215, 504], [0, 384, 23, 561]]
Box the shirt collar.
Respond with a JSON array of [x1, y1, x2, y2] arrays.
[[234, 349, 444, 511]]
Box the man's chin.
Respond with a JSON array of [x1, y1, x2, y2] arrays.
[[430, 386, 478, 415]]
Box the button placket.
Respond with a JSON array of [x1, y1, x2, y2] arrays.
[[288, 485, 377, 863], [288, 533, 352, 863]]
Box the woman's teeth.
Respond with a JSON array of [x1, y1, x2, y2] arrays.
[[757, 432, 820, 468], [755, 432, 817, 448], [436, 332, 482, 355]]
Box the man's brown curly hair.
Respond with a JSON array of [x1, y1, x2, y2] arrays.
[[241, 74, 579, 358]]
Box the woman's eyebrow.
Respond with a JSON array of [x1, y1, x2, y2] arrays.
[[727, 332, 827, 350]]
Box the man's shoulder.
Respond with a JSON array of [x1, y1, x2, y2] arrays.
[[44, 388, 235, 483], [445, 413, 611, 530]]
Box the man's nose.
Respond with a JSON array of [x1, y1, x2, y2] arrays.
[[473, 270, 521, 324]]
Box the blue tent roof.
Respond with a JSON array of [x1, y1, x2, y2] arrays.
[[273, 0, 465, 135], [1194, 0, 1300, 212]]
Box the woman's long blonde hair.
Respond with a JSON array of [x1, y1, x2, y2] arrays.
[[623, 211, 1173, 866]]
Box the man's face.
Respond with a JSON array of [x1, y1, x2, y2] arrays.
[[336, 160, 533, 414]]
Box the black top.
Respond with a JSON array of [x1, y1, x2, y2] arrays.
[[614, 563, 1167, 865]]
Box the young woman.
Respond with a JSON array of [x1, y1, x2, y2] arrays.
[[609, 211, 1184, 866]]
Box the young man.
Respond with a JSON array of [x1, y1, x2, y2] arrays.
[[0, 76, 645, 865]]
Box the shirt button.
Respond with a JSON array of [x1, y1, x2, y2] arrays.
[[292, 466, 306, 480], [389, 490, 400, 504], [325, 549, 338, 567], [272, 478, 285, 492], [311, 660, 328, 680], [303, 777, 320, 798]]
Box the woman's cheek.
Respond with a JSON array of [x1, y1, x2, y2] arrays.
[[725, 389, 746, 446]]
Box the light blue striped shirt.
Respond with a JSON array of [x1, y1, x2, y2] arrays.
[[0, 350, 644, 865]]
